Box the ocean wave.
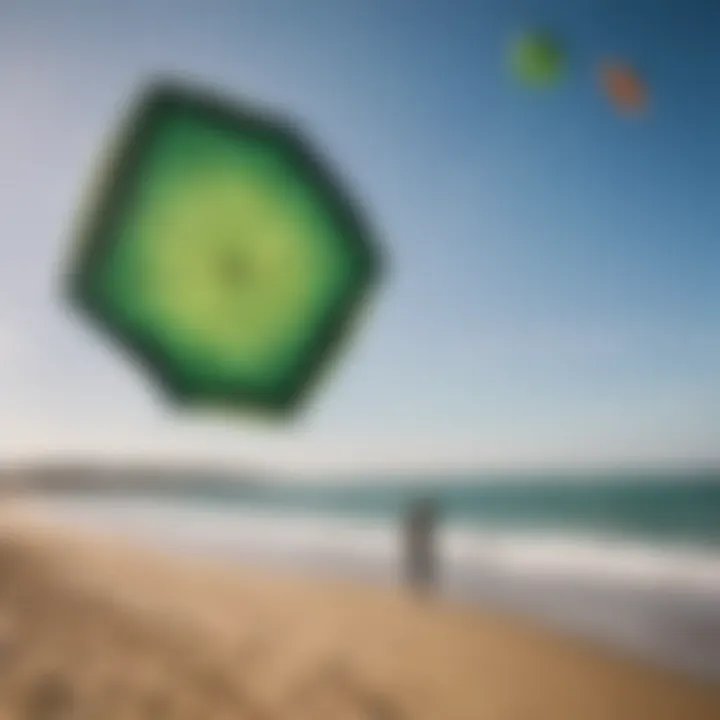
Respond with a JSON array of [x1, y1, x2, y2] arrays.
[[31, 495, 720, 596]]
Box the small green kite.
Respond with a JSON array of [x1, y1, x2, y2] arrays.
[[510, 31, 566, 88], [65, 80, 382, 417]]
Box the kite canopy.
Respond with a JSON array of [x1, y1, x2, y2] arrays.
[[600, 62, 648, 114], [67, 81, 381, 416], [511, 31, 566, 88]]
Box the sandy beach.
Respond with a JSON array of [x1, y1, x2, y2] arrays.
[[1, 505, 719, 720]]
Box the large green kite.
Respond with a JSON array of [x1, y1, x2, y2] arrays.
[[66, 80, 382, 416]]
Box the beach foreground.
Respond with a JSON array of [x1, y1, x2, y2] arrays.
[[0, 507, 719, 719]]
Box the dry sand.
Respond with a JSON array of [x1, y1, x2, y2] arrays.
[[0, 504, 719, 719]]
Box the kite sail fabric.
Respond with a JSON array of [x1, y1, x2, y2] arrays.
[[600, 62, 649, 114], [510, 31, 566, 88], [66, 81, 381, 416]]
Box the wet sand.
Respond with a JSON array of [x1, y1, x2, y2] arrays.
[[0, 505, 719, 719]]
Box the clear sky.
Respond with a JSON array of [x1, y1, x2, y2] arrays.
[[0, 0, 718, 472]]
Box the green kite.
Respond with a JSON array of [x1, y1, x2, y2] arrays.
[[65, 80, 382, 416]]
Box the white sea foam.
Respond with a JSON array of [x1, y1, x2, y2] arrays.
[[31, 495, 720, 595]]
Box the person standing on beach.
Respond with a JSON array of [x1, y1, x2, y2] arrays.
[[404, 498, 437, 593]]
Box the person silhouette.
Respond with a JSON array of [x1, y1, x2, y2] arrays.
[[404, 497, 437, 593]]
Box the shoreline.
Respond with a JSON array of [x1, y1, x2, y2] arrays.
[[23, 493, 720, 681], [1, 502, 720, 718]]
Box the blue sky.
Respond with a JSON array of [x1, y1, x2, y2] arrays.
[[0, 0, 717, 471]]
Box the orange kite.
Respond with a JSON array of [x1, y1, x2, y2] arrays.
[[600, 62, 649, 114]]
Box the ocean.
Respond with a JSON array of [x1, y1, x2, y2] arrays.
[[193, 469, 720, 547], [27, 468, 720, 681]]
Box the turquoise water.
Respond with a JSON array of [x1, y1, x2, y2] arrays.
[[175, 469, 720, 548]]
